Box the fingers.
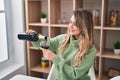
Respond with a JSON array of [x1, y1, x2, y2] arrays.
[[41, 48, 46, 52], [26, 29, 36, 34], [41, 48, 48, 60], [41, 48, 47, 54], [40, 48, 44, 51]]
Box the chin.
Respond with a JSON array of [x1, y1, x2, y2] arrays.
[[70, 33, 75, 36], [70, 31, 78, 35], [70, 32, 73, 35]]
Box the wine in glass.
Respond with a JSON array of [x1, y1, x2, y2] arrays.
[[40, 39, 50, 49]]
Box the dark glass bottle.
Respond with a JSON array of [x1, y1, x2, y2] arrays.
[[18, 33, 47, 42], [18, 33, 50, 49]]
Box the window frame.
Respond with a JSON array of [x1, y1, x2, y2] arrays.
[[0, 0, 9, 63]]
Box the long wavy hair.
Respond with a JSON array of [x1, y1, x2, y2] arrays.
[[58, 9, 94, 67]]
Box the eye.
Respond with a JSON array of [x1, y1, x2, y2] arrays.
[[70, 22, 72, 24], [69, 20, 72, 23], [69, 21, 76, 26], [69, 21, 72, 25], [72, 22, 76, 26]]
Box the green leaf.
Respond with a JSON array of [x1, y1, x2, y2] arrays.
[[40, 12, 47, 18], [114, 41, 120, 49]]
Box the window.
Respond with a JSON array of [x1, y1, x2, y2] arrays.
[[0, 0, 8, 63], [0, 0, 26, 79]]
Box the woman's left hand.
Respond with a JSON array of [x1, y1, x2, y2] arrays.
[[41, 48, 57, 61]]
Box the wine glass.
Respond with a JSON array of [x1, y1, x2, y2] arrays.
[[40, 39, 50, 49]]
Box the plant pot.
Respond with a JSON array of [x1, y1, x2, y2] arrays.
[[113, 49, 120, 55], [41, 18, 47, 23], [41, 58, 48, 68]]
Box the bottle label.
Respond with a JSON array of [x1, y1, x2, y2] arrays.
[[38, 34, 46, 40]]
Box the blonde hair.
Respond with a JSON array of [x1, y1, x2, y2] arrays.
[[59, 9, 94, 67]]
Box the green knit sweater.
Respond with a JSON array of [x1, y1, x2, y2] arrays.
[[32, 34, 96, 80]]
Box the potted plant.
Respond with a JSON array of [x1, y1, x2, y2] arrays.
[[113, 41, 120, 55], [40, 12, 47, 23]]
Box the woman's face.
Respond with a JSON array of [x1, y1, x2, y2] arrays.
[[69, 15, 81, 38]]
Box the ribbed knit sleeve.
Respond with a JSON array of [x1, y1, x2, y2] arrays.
[[32, 34, 66, 53], [53, 47, 96, 80], [32, 40, 41, 49]]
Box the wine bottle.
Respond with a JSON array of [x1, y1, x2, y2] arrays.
[[18, 32, 50, 49], [18, 33, 47, 42]]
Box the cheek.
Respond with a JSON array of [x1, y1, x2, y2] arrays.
[[68, 27, 71, 32], [76, 28, 81, 34]]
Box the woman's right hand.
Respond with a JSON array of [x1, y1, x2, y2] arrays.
[[26, 29, 37, 34]]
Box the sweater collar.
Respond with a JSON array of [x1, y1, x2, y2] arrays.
[[70, 35, 79, 47]]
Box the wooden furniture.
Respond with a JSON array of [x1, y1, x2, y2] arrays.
[[24, 0, 120, 80]]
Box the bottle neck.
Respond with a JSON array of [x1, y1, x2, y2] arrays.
[[38, 34, 48, 40]]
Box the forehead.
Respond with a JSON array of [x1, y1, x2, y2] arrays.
[[71, 15, 75, 22]]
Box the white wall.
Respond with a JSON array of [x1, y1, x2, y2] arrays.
[[0, 0, 27, 80]]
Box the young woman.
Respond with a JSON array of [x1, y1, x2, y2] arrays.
[[28, 9, 96, 80]]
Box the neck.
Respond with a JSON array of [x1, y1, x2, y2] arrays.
[[73, 35, 79, 40]]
